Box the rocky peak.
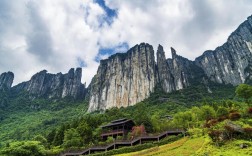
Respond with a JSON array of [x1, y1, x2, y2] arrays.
[[0, 72, 14, 90], [13, 68, 86, 99], [195, 15, 252, 85], [171, 47, 177, 59], [156, 45, 175, 92], [62, 68, 84, 99]]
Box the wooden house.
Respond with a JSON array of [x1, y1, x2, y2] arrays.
[[101, 118, 135, 140]]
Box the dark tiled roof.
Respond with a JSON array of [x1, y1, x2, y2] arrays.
[[101, 119, 135, 128], [111, 118, 127, 123]]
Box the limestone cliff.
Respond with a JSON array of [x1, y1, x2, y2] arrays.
[[13, 68, 86, 99], [88, 16, 252, 111], [157, 46, 205, 93], [195, 15, 252, 85], [156, 45, 175, 92], [88, 43, 157, 111], [0, 72, 14, 90]]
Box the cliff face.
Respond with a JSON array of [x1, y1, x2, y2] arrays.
[[195, 16, 252, 85], [157, 46, 205, 93], [13, 68, 86, 99], [88, 16, 252, 111], [88, 43, 157, 112], [156, 45, 175, 92], [88, 44, 205, 111], [0, 72, 14, 90]]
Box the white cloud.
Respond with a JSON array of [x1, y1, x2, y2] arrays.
[[0, 0, 251, 86]]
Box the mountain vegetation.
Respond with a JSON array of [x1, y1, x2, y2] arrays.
[[0, 83, 251, 155]]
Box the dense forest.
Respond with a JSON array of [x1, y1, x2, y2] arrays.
[[0, 83, 251, 156]]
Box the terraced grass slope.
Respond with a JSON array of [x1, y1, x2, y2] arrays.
[[116, 136, 252, 156]]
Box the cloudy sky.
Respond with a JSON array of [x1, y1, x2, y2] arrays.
[[0, 0, 252, 85]]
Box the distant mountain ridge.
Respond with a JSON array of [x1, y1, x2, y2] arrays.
[[0, 68, 87, 100], [0, 15, 252, 111]]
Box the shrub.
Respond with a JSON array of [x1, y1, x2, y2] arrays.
[[131, 125, 146, 137], [91, 143, 154, 156], [106, 136, 114, 144], [248, 108, 252, 114], [208, 119, 219, 127], [217, 115, 228, 122], [208, 130, 222, 142], [243, 127, 252, 138], [229, 112, 241, 121], [217, 107, 229, 117], [188, 128, 203, 138], [0, 141, 47, 156]]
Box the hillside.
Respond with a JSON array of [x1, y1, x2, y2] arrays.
[[0, 82, 234, 146], [116, 136, 252, 156], [1, 83, 252, 156]]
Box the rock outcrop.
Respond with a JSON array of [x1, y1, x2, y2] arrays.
[[88, 43, 157, 112], [156, 45, 175, 92], [13, 68, 86, 99], [195, 15, 252, 85], [0, 72, 14, 90], [157, 45, 205, 93]]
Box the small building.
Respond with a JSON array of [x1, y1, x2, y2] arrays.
[[101, 118, 135, 140]]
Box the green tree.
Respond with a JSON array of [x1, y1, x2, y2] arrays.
[[173, 111, 194, 129], [0, 141, 46, 156], [53, 125, 65, 146], [236, 84, 252, 104], [200, 105, 216, 121], [216, 106, 229, 117], [63, 128, 82, 148], [33, 135, 47, 147], [46, 129, 56, 145], [76, 120, 92, 145], [133, 103, 153, 132]]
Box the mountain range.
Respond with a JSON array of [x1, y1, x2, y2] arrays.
[[1, 15, 252, 112]]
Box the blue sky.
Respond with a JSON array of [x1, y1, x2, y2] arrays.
[[95, 0, 117, 25], [0, 0, 252, 85]]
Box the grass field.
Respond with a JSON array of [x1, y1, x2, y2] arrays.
[[116, 136, 252, 156]]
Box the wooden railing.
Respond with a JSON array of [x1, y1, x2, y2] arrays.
[[101, 129, 128, 136]]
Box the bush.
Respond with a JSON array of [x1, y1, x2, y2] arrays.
[[131, 125, 146, 137], [243, 127, 252, 138], [91, 143, 154, 156], [188, 128, 203, 138], [0, 141, 47, 156], [248, 108, 252, 115], [208, 130, 222, 142], [106, 137, 114, 144], [116, 136, 123, 140], [217, 107, 229, 117], [229, 112, 241, 121]]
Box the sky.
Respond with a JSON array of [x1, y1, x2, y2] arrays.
[[0, 0, 252, 86]]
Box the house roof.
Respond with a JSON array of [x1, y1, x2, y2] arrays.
[[111, 118, 127, 123], [101, 119, 135, 128]]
